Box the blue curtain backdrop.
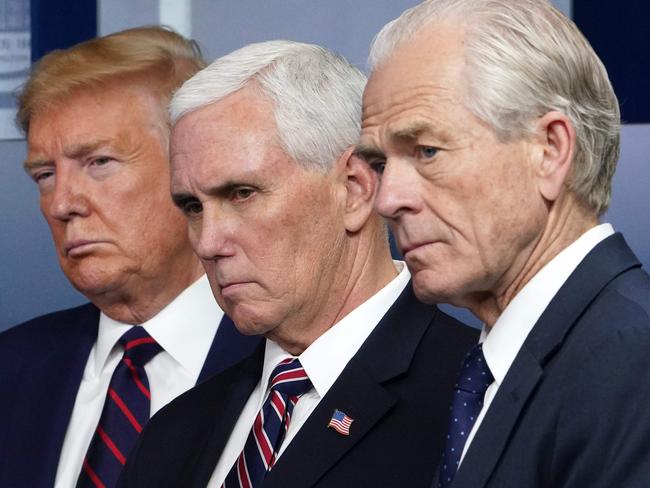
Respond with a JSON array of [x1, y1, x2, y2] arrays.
[[30, 0, 96, 61], [574, 0, 650, 124], [2, 0, 649, 331]]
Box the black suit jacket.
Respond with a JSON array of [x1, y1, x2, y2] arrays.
[[0, 303, 261, 488], [119, 284, 479, 487], [451, 233, 650, 488]]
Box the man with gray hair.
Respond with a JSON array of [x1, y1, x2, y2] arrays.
[[358, 0, 650, 486], [119, 40, 477, 487]]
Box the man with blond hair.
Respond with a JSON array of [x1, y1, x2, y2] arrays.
[[119, 40, 478, 488], [360, 0, 650, 486], [0, 27, 259, 488]]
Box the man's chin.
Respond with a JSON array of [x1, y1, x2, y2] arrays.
[[63, 265, 127, 300], [411, 270, 457, 305], [226, 306, 278, 338]]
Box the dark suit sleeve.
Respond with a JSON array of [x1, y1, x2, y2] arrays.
[[551, 307, 650, 488]]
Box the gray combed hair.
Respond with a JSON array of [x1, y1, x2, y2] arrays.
[[170, 40, 367, 172], [369, 0, 620, 215]]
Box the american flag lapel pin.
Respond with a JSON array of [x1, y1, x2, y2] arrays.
[[328, 409, 354, 436]]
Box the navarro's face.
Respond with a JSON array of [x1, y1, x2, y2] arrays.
[[25, 85, 198, 302], [170, 87, 348, 347], [360, 25, 545, 309]]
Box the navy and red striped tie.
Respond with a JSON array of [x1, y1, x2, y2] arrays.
[[223, 357, 312, 488], [77, 326, 162, 488]]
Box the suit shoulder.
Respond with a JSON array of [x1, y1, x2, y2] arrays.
[[0, 303, 97, 352], [580, 267, 650, 343], [552, 268, 650, 393]]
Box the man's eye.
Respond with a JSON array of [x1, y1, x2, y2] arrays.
[[182, 200, 203, 216], [418, 146, 439, 159], [33, 170, 54, 183], [231, 187, 255, 201], [91, 157, 112, 166], [370, 160, 386, 175]]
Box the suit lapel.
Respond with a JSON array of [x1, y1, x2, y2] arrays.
[[187, 343, 266, 488], [265, 285, 437, 488], [452, 233, 641, 488], [2, 304, 98, 488], [198, 314, 262, 384]]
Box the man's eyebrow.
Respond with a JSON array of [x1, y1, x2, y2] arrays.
[[171, 179, 258, 207], [23, 139, 115, 172], [23, 159, 51, 172], [64, 140, 112, 160], [171, 191, 198, 209], [393, 121, 432, 140], [354, 143, 385, 161]]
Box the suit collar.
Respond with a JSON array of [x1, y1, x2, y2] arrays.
[[198, 314, 262, 384], [482, 224, 615, 387], [264, 284, 439, 487], [1, 303, 99, 488], [452, 233, 641, 488], [189, 342, 266, 487], [96, 275, 224, 379]]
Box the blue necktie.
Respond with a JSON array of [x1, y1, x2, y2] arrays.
[[77, 326, 162, 488], [437, 343, 494, 488], [223, 358, 312, 488]]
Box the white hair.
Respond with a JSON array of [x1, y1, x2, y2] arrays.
[[370, 0, 620, 215], [170, 40, 366, 172]]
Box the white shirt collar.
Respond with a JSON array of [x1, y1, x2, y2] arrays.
[[95, 274, 223, 378], [482, 223, 615, 386], [261, 261, 410, 399]]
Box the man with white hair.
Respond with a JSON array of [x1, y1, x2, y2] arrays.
[[119, 40, 477, 487], [359, 0, 650, 486], [0, 27, 260, 488]]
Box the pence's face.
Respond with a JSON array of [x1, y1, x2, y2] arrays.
[[170, 87, 348, 345]]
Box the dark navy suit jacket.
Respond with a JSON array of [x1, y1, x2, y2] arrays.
[[0, 303, 261, 488], [118, 284, 479, 488], [450, 233, 650, 488]]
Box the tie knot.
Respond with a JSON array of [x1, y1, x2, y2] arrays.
[[118, 326, 163, 366], [455, 343, 493, 394], [268, 358, 312, 398]]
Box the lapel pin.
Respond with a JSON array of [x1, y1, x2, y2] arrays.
[[328, 409, 354, 436]]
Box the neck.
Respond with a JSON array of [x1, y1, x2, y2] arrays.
[[91, 260, 205, 324], [272, 221, 398, 355], [469, 195, 599, 327]]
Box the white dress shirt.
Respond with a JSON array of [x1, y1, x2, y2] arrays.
[[208, 261, 410, 487], [54, 275, 223, 488], [459, 223, 615, 464]]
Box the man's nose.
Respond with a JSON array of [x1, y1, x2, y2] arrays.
[[374, 159, 420, 219], [44, 169, 91, 221], [191, 206, 237, 262]]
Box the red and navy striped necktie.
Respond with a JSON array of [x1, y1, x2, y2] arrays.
[[223, 357, 312, 488], [77, 326, 162, 488]]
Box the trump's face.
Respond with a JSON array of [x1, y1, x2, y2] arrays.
[[25, 84, 198, 304], [360, 25, 546, 313], [170, 87, 348, 350]]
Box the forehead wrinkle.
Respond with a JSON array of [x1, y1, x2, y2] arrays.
[[63, 139, 113, 160]]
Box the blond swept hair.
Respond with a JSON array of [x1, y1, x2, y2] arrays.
[[17, 26, 205, 134]]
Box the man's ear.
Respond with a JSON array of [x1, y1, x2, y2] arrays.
[[534, 111, 576, 202], [335, 146, 378, 233]]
